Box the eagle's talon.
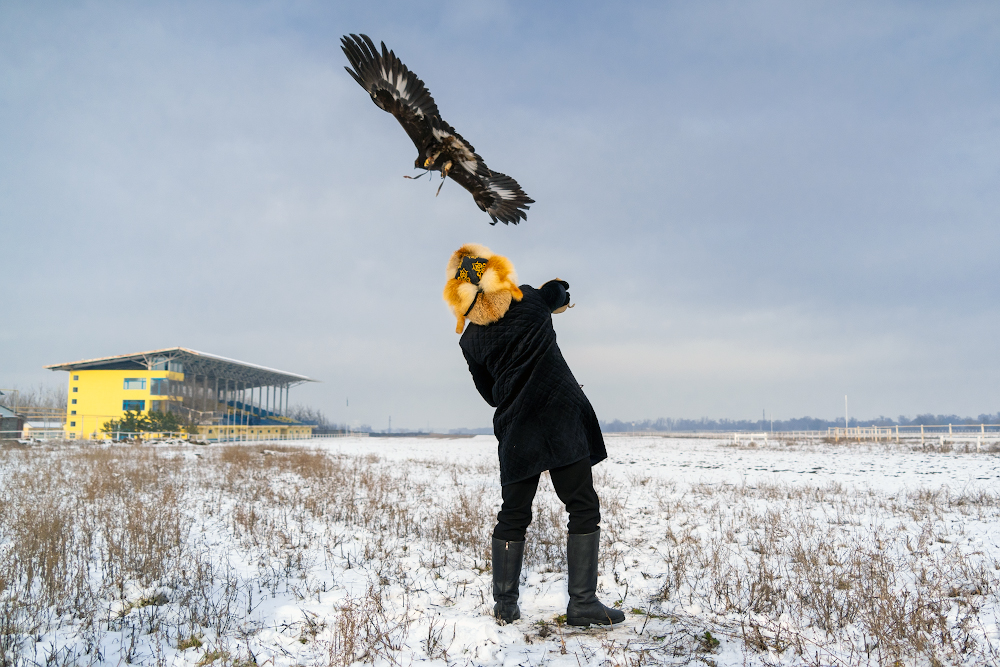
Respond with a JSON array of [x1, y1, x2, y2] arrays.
[[424, 150, 442, 168], [434, 161, 453, 195]]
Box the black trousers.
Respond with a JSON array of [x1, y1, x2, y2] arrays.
[[493, 456, 601, 542]]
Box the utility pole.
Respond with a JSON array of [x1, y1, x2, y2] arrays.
[[845, 395, 849, 430]]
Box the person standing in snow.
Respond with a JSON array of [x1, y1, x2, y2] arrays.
[[443, 243, 625, 627]]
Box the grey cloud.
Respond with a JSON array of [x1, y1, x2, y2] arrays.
[[2, 1, 997, 428]]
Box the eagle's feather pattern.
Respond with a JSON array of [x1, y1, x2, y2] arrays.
[[341, 33, 533, 225]]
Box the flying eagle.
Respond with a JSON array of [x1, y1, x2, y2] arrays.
[[341, 34, 533, 225]]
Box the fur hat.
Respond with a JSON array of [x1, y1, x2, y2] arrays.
[[443, 243, 523, 333]]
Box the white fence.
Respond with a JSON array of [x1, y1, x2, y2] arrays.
[[827, 424, 1000, 443], [1, 430, 369, 443], [1, 428, 67, 441], [604, 426, 1000, 447]]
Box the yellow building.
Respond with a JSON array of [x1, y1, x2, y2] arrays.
[[46, 347, 317, 441]]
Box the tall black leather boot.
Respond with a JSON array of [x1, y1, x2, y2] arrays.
[[566, 529, 625, 626], [492, 537, 524, 624]]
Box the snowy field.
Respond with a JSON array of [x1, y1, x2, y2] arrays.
[[2, 435, 999, 666]]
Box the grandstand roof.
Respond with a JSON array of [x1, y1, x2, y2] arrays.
[[45, 347, 317, 388]]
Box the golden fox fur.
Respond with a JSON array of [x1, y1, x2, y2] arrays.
[[443, 243, 523, 333]]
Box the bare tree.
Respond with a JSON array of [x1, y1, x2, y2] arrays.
[[0, 383, 67, 411], [286, 405, 369, 433]]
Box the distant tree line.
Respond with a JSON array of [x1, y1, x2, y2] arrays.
[[601, 413, 1000, 433], [286, 405, 371, 434], [0, 383, 67, 411], [448, 426, 495, 435], [866, 413, 1000, 426]]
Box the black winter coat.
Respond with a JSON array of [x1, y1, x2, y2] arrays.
[[460, 284, 607, 485]]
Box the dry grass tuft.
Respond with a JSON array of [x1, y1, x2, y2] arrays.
[[637, 479, 1000, 665], [2, 441, 998, 666]]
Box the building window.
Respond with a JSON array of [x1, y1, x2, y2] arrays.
[[72, 387, 78, 393], [71, 410, 77, 416], [70, 421, 76, 427], [150, 378, 171, 395], [122, 400, 145, 411], [123, 378, 146, 390], [150, 357, 184, 373], [73, 375, 79, 381], [71, 399, 77, 405]]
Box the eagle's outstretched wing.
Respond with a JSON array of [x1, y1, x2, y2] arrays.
[[341, 33, 439, 149], [341, 33, 533, 225]]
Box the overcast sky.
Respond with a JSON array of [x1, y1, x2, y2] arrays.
[[2, 1, 998, 430]]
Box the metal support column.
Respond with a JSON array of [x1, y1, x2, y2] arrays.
[[239, 382, 245, 440], [251, 385, 257, 439]]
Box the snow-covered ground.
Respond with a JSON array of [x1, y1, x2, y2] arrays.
[[1, 435, 998, 666]]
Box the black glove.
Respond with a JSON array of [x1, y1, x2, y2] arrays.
[[540, 279, 571, 312]]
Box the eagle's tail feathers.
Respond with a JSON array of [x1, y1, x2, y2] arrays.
[[479, 171, 532, 225]]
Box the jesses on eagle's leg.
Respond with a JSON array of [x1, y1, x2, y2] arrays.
[[436, 161, 452, 197], [403, 170, 430, 180]]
